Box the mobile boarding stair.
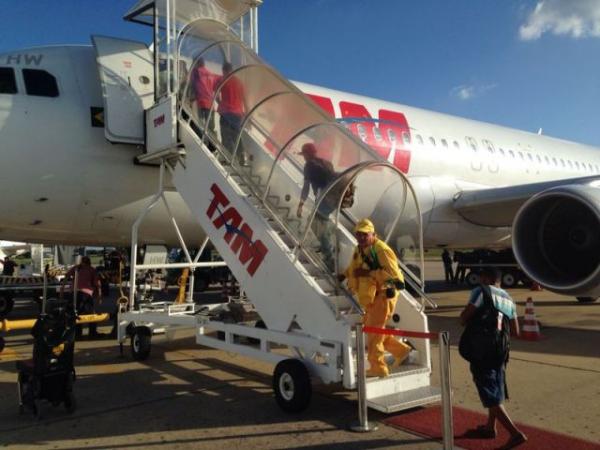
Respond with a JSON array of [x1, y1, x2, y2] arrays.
[[116, 0, 442, 414]]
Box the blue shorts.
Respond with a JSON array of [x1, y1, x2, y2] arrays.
[[470, 364, 506, 408]]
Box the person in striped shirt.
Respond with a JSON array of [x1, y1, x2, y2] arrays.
[[460, 267, 527, 449]]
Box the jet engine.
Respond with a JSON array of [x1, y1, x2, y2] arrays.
[[512, 184, 600, 301]]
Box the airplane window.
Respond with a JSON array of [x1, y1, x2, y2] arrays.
[[402, 131, 411, 144], [588, 163, 593, 172], [23, 69, 59, 97], [560, 159, 565, 167], [429, 137, 436, 146], [416, 134, 423, 145], [595, 164, 599, 172], [498, 148, 505, 157], [0, 67, 17, 94], [527, 153, 534, 162], [441, 138, 448, 147], [466, 137, 478, 152], [568, 160, 573, 169], [509, 150, 515, 158], [575, 161, 580, 170], [536, 155, 542, 164], [453, 140, 460, 149], [373, 127, 382, 142], [552, 157, 557, 166], [357, 124, 367, 142], [387, 129, 397, 143], [544, 156, 550, 165], [518, 151, 524, 160]]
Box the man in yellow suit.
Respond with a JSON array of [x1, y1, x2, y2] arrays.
[[341, 218, 412, 377]]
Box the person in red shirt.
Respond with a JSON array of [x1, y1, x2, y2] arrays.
[[218, 61, 248, 165], [61, 256, 101, 338], [191, 57, 218, 134]]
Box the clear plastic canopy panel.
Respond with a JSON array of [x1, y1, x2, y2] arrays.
[[178, 19, 423, 283]]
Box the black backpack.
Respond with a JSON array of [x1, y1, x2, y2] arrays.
[[459, 284, 510, 368]]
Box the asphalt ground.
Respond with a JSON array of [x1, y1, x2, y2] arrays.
[[0, 262, 598, 449]]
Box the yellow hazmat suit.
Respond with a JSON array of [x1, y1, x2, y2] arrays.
[[344, 234, 411, 377]]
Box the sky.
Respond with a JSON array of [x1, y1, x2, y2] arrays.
[[1, 0, 599, 146]]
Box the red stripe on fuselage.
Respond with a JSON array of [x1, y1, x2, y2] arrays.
[[308, 95, 412, 174]]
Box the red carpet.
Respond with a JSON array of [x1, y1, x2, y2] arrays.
[[383, 405, 600, 450]]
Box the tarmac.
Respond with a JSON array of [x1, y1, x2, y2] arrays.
[[0, 261, 599, 449]]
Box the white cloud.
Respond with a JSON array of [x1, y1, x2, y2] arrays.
[[451, 83, 497, 101], [520, 0, 600, 41]]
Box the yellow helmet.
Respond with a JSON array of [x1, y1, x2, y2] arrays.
[[354, 218, 375, 234]]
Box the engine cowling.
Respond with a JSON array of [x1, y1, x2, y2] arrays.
[[512, 184, 600, 297]]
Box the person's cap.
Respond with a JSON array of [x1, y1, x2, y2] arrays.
[[299, 143, 317, 156], [354, 218, 375, 234]]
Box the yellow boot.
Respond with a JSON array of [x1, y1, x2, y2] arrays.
[[366, 366, 390, 378]]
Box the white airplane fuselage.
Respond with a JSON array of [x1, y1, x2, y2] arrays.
[[1, 45, 599, 250]]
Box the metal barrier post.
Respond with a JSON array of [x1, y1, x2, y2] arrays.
[[349, 324, 378, 432], [42, 271, 48, 314], [439, 331, 454, 450]]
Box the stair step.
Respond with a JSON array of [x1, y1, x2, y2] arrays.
[[366, 364, 431, 400], [367, 385, 441, 413]]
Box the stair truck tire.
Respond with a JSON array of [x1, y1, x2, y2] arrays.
[[465, 271, 480, 287], [131, 326, 152, 361], [501, 271, 517, 288], [0, 294, 14, 318], [576, 297, 598, 303], [273, 359, 312, 413]]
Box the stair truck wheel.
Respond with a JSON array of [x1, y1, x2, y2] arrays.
[[465, 271, 480, 287], [0, 294, 14, 318], [0, 336, 5, 353], [576, 297, 598, 303], [131, 326, 151, 361], [273, 359, 312, 413], [501, 271, 517, 288]]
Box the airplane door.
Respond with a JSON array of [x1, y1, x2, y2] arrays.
[[92, 36, 154, 144]]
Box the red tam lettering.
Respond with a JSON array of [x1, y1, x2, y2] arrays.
[[213, 207, 243, 244], [206, 184, 230, 220], [230, 223, 268, 276]]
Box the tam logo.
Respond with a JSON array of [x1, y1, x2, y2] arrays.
[[306, 94, 412, 173], [153, 114, 165, 127], [206, 183, 268, 276]]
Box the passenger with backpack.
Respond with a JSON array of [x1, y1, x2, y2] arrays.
[[296, 143, 337, 270], [459, 267, 527, 449]]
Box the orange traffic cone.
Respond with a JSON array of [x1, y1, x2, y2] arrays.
[[520, 297, 543, 340]]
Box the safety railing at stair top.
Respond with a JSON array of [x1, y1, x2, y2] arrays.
[[175, 19, 425, 304]]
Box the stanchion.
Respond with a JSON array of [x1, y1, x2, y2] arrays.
[[439, 331, 454, 450], [349, 324, 378, 432]]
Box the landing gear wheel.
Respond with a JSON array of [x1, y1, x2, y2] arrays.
[[501, 271, 517, 288], [465, 271, 480, 287], [131, 327, 151, 360], [273, 359, 312, 413], [576, 297, 598, 303], [0, 294, 14, 318]]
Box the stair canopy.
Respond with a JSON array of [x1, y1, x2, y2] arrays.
[[177, 19, 424, 283]]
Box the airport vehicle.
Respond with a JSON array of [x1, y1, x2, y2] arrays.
[[0, 276, 62, 318], [1, 4, 599, 302]]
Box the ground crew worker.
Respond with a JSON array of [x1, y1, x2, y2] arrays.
[[61, 256, 101, 339], [340, 218, 412, 377]]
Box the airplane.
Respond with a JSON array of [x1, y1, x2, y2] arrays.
[[0, 5, 598, 304]]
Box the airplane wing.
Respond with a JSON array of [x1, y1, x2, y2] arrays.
[[452, 175, 600, 227]]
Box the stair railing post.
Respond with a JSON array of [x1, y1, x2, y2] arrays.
[[439, 331, 454, 450], [349, 324, 377, 432]]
